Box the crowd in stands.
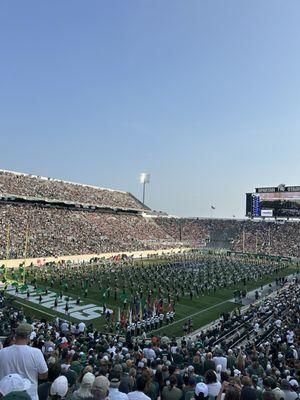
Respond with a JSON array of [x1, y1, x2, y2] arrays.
[[0, 203, 172, 258], [0, 276, 298, 400], [154, 218, 300, 258], [0, 170, 146, 210], [1, 170, 300, 260], [2, 203, 300, 259], [153, 219, 209, 245]]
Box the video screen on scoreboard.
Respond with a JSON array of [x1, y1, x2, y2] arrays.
[[246, 186, 300, 218]]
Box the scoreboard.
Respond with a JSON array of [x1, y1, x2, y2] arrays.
[[246, 185, 300, 218]]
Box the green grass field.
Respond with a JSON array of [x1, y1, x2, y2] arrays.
[[5, 262, 297, 338]]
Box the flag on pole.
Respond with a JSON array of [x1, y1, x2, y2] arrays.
[[139, 301, 143, 320], [121, 310, 126, 327], [129, 308, 132, 324], [111, 310, 115, 326], [153, 302, 156, 317]]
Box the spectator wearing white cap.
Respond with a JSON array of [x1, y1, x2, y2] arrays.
[[0, 374, 31, 397], [194, 382, 209, 400], [108, 373, 129, 400], [280, 380, 298, 400], [71, 372, 95, 399], [288, 380, 299, 392], [91, 376, 110, 400], [0, 323, 48, 400], [48, 376, 68, 399]]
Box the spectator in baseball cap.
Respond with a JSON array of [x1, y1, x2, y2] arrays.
[[108, 372, 128, 399], [280, 380, 298, 400], [0, 323, 48, 400], [92, 376, 110, 400], [0, 374, 31, 397], [49, 376, 69, 399], [71, 372, 95, 399], [38, 363, 61, 400], [194, 382, 208, 400]]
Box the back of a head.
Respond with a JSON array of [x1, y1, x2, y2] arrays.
[[48, 364, 61, 383], [262, 391, 276, 400], [15, 324, 32, 341], [169, 375, 177, 388], [242, 376, 253, 387], [205, 370, 217, 384], [92, 376, 110, 399], [136, 375, 147, 392], [221, 371, 230, 383], [225, 386, 241, 400]]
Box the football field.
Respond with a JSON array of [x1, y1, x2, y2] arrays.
[[4, 255, 297, 338]]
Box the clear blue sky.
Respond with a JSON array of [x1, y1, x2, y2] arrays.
[[1, 1, 300, 218]]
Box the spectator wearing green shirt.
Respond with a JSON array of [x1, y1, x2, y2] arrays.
[[204, 353, 215, 373], [161, 375, 183, 400]]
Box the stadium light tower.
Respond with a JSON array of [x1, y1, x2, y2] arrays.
[[140, 172, 150, 204]]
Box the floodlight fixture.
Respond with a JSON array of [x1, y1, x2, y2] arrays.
[[140, 172, 150, 204]]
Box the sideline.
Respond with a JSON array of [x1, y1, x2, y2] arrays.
[[150, 298, 234, 334], [11, 299, 62, 319], [185, 272, 297, 340]]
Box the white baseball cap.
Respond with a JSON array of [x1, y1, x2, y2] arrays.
[[195, 382, 208, 397], [289, 379, 299, 388], [81, 372, 95, 387], [50, 376, 68, 397], [0, 374, 31, 396]]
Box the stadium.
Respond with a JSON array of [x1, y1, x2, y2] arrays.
[[0, 168, 298, 333], [0, 2, 299, 399], [0, 168, 299, 400]]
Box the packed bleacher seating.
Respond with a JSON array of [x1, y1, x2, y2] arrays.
[[154, 218, 300, 258], [0, 276, 298, 400], [0, 170, 147, 210], [1, 169, 300, 260], [0, 203, 172, 258], [152, 218, 210, 244], [2, 204, 300, 259]]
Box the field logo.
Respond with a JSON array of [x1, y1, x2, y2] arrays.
[[6, 284, 112, 320]]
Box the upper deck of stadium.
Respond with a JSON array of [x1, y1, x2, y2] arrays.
[[0, 169, 148, 211]]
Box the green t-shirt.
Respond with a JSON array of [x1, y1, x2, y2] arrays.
[[38, 382, 51, 400], [146, 381, 160, 400], [173, 353, 184, 366], [162, 386, 183, 400], [246, 365, 264, 378], [204, 359, 215, 372], [185, 389, 196, 400], [227, 356, 237, 371]]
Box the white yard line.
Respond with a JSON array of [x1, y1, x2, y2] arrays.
[[151, 298, 235, 333], [13, 300, 61, 319]]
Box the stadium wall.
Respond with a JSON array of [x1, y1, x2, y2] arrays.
[[1, 247, 192, 269]]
